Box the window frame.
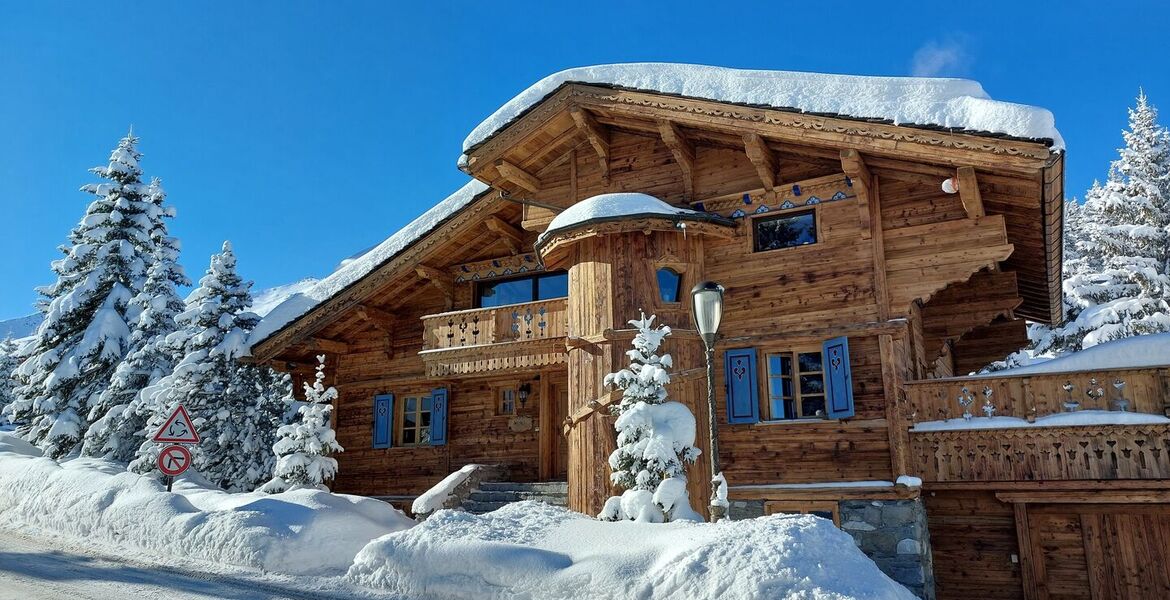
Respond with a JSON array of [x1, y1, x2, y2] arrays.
[[473, 270, 569, 308], [495, 385, 517, 416], [395, 393, 432, 447], [749, 207, 820, 254], [762, 347, 828, 421]]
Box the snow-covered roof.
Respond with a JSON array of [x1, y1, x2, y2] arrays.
[[535, 192, 729, 248], [987, 332, 1170, 377], [461, 63, 1064, 165], [250, 179, 490, 348]]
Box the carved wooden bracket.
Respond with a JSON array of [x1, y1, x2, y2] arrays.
[[569, 105, 610, 182], [307, 337, 349, 355], [840, 149, 873, 239], [743, 133, 778, 191], [484, 215, 527, 255], [415, 264, 455, 310], [495, 159, 541, 193], [956, 166, 985, 218], [658, 120, 695, 199]]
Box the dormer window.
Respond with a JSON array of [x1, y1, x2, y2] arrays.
[[656, 267, 683, 303]]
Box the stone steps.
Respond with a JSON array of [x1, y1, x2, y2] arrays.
[[460, 481, 568, 514]]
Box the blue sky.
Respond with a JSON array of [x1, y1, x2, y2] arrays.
[[1, 1, 1166, 319]]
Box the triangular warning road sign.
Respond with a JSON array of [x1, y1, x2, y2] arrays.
[[153, 404, 200, 443]]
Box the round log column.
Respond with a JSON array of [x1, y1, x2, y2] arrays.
[[549, 227, 713, 517]]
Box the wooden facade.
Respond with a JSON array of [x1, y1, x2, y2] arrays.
[[249, 76, 1170, 599]]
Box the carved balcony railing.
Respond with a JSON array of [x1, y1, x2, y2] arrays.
[[904, 367, 1170, 483], [419, 298, 568, 377]]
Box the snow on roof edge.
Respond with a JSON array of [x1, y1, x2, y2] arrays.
[[249, 179, 491, 350], [460, 63, 1064, 164], [534, 192, 731, 249]]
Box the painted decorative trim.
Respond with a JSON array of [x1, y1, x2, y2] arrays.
[[452, 253, 544, 283], [699, 174, 855, 218]]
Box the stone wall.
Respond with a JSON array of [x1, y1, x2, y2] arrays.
[[728, 497, 935, 599]]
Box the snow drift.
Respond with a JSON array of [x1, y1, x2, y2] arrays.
[[0, 432, 412, 574], [348, 501, 916, 600]]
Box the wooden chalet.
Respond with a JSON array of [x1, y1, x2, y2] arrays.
[[250, 66, 1170, 599]]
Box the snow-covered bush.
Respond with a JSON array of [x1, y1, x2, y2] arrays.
[[262, 354, 343, 493], [5, 134, 159, 458], [599, 313, 701, 523]]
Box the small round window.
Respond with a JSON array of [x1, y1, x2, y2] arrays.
[[656, 267, 682, 303]]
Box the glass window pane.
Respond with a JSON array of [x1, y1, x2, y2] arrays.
[[403, 412, 416, 428], [769, 354, 793, 376], [477, 278, 534, 307], [769, 378, 786, 398], [422, 396, 432, 412], [800, 375, 825, 395], [798, 352, 822, 373], [784, 399, 796, 420], [801, 396, 825, 418], [782, 378, 793, 397], [810, 511, 834, 521], [656, 268, 682, 303], [405, 397, 416, 413], [420, 412, 431, 427], [403, 429, 416, 444], [770, 398, 787, 420], [753, 211, 817, 252], [536, 272, 568, 300]]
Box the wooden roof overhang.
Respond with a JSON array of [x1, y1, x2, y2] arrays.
[[250, 187, 513, 365], [461, 82, 1065, 324], [536, 211, 736, 269]]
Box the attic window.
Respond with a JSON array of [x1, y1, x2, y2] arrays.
[[657, 268, 683, 303], [753, 210, 817, 252]]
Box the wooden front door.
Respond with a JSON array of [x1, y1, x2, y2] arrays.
[[538, 372, 570, 481], [1023, 503, 1170, 600]]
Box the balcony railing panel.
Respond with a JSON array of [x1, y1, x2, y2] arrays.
[[419, 298, 568, 377]]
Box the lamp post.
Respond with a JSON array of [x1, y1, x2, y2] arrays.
[[691, 280, 727, 523]]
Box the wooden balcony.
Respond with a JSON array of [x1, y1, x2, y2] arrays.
[[419, 298, 568, 377], [904, 367, 1170, 483]]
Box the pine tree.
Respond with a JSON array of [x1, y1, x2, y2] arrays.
[[4, 134, 156, 458], [0, 337, 20, 421], [598, 313, 701, 523], [261, 355, 342, 493], [83, 178, 189, 461], [128, 241, 261, 490]]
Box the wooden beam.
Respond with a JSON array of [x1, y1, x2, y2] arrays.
[[356, 304, 396, 332], [415, 265, 454, 310], [494, 159, 540, 193], [569, 106, 609, 182], [657, 120, 695, 199], [742, 133, 778, 191], [307, 337, 349, 355], [840, 149, 873, 240], [956, 166, 986, 218], [484, 215, 527, 255]]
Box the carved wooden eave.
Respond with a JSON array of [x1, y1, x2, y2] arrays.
[[535, 213, 735, 269], [249, 189, 500, 363]]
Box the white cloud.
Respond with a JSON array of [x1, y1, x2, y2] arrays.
[[911, 38, 972, 77]]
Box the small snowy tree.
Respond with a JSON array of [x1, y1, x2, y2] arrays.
[[5, 134, 156, 458], [598, 313, 702, 523], [84, 178, 189, 461], [261, 354, 342, 493], [0, 337, 20, 421]]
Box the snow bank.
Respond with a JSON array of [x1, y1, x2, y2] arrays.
[[913, 409, 1170, 432], [411, 463, 478, 515], [0, 433, 413, 574], [348, 501, 915, 600], [462, 63, 1064, 163], [250, 179, 489, 346], [989, 331, 1170, 376], [537, 193, 704, 246]]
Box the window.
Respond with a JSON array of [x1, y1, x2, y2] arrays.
[[764, 349, 826, 420], [764, 501, 840, 527], [498, 388, 517, 416], [753, 210, 817, 252], [475, 271, 568, 308], [656, 267, 683, 303], [398, 395, 431, 446]]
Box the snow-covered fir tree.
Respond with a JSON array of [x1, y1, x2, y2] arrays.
[[128, 241, 276, 491], [0, 337, 20, 421], [83, 178, 190, 461], [1000, 92, 1170, 369], [261, 354, 343, 493], [598, 313, 702, 523], [4, 134, 157, 458]]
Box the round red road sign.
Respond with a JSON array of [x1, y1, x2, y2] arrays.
[[157, 444, 192, 477]]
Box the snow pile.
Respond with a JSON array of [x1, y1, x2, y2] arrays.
[[991, 332, 1170, 376], [411, 463, 479, 515], [250, 179, 489, 346], [348, 501, 916, 600], [462, 63, 1063, 163], [537, 192, 702, 246], [0, 432, 412, 574], [913, 409, 1170, 432]]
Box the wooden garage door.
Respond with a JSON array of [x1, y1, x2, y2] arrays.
[[1025, 504, 1170, 600]]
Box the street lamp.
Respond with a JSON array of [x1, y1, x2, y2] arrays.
[[691, 280, 727, 522]]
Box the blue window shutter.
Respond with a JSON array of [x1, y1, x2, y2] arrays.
[[430, 388, 448, 446], [373, 394, 393, 449], [823, 337, 855, 419], [724, 348, 760, 424]]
